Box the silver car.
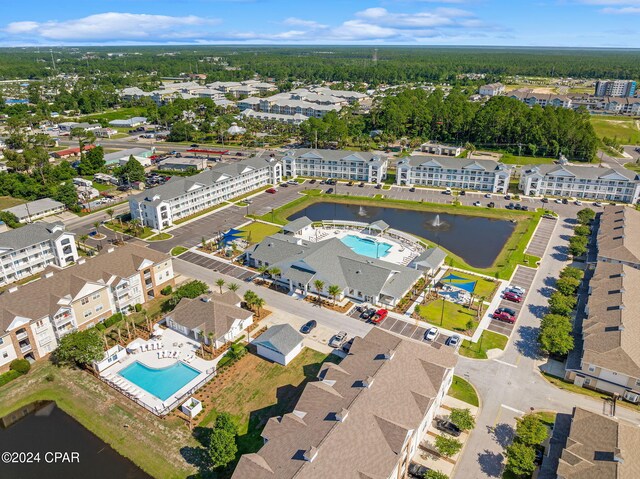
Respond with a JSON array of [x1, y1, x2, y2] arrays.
[[329, 331, 348, 348]]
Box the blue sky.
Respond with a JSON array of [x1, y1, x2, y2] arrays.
[[1, 0, 639, 47]]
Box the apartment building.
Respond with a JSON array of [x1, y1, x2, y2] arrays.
[[396, 155, 511, 193], [282, 149, 388, 183], [508, 89, 572, 108], [232, 328, 456, 479], [0, 222, 78, 287], [595, 80, 637, 98], [479, 82, 505, 96], [519, 164, 640, 203], [4, 198, 66, 223], [595, 206, 640, 269], [129, 153, 283, 230], [0, 244, 173, 372]]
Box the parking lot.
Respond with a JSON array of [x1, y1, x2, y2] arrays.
[[486, 266, 537, 336], [179, 250, 255, 281], [525, 216, 557, 257]]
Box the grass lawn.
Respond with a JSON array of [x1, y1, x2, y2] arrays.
[[416, 299, 478, 333], [198, 348, 334, 457], [500, 153, 555, 166], [449, 375, 480, 407], [459, 330, 509, 359], [0, 196, 25, 210], [66, 106, 149, 123], [625, 162, 640, 173], [240, 222, 282, 243], [0, 362, 196, 479], [147, 232, 172, 241], [533, 411, 557, 427], [442, 269, 497, 300], [170, 246, 188, 256], [590, 115, 640, 144], [104, 220, 154, 239], [251, 193, 542, 279], [92, 182, 116, 193]]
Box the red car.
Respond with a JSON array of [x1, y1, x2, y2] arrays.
[[266, 188, 277, 194], [370, 309, 388, 324], [503, 291, 522, 303], [492, 310, 516, 323]]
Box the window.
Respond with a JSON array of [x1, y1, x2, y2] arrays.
[[583, 377, 591, 386], [2, 352, 7, 359], [588, 365, 596, 372], [96, 305, 103, 313], [92, 293, 100, 300], [81, 297, 89, 305], [83, 310, 92, 318]]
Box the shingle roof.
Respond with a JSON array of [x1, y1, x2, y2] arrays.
[[4, 198, 64, 219], [557, 407, 640, 479], [399, 155, 508, 172], [412, 247, 447, 271], [282, 216, 313, 234], [596, 207, 640, 266], [253, 323, 303, 356], [232, 328, 456, 479], [523, 164, 639, 182], [285, 149, 386, 167], [0, 221, 70, 252]]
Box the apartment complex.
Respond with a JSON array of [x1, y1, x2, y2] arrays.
[[519, 164, 640, 204], [0, 244, 173, 372], [129, 153, 283, 230], [508, 89, 572, 108], [0, 222, 78, 287], [595, 206, 640, 268], [282, 149, 388, 183], [552, 407, 640, 479], [479, 82, 505, 96], [396, 155, 511, 193], [232, 328, 456, 479], [595, 80, 637, 98]]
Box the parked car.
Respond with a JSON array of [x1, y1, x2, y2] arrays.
[[574, 200, 582, 206], [358, 182, 365, 187], [287, 180, 298, 185], [190, 143, 199, 147], [514, 203, 522, 210], [473, 201, 482, 207], [562, 198, 569, 204], [541, 197, 549, 203], [342, 338, 354, 353], [506, 203, 515, 210], [280, 182, 289, 187], [375, 184, 382, 189], [361, 307, 377, 320], [347, 181, 354, 186], [488, 202, 496, 208], [446, 335, 461, 348], [504, 194, 512, 200], [266, 188, 277, 194], [329, 331, 348, 348], [300, 320, 317, 334], [503, 291, 523, 303], [425, 327, 439, 341], [326, 188, 334, 194], [485, 193, 492, 198], [521, 205, 529, 211], [492, 309, 516, 323], [409, 187, 416, 192], [459, 190, 466, 196], [542, 213, 557, 219], [594, 201, 603, 207], [444, 188, 452, 195], [509, 285, 526, 296], [309, 179, 316, 184], [408, 463, 430, 479], [435, 419, 461, 437], [370, 309, 389, 324], [554, 198, 563, 204]]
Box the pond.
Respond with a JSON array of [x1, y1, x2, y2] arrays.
[[0, 401, 151, 479], [288, 202, 516, 268]]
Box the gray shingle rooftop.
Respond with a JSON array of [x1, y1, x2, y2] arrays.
[[285, 149, 386, 167], [253, 323, 303, 356], [4, 198, 64, 219], [0, 221, 70, 252], [399, 155, 509, 172], [282, 216, 313, 234], [522, 164, 639, 181]]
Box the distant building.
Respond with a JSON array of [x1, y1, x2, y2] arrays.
[[157, 157, 208, 172], [479, 82, 505, 96], [52, 144, 96, 159], [508, 89, 572, 108], [595, 80, 637, 98], [104, 147, 155, 166], [108, 117, 148, 128], [252, 324, 303, 366], [282, 149, 388, 183], [4, 198, 65, 223], [420, 142, 462, 157]]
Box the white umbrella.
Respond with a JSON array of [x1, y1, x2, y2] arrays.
[[153, 328, 164, 337], [128, 342, 141, 351]]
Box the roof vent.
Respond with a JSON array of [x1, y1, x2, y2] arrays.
[[107, 247, 115, 253], [292, 410, 307, 419], [614, 448, 624, 463], [8, 286, 18, 293], [44, 272, 54, 279], [336, 408, 349, 422], [384, 348, 396, 360], [363, 376, 375, 388], [201, 297, 211, 303], [303, 447, 318, 462]]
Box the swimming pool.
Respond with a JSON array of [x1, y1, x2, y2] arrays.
[[341, 234, 392, 259], [118, 361, 200, 401]]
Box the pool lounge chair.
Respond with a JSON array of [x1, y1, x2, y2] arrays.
[[172, 351, 179, 358]]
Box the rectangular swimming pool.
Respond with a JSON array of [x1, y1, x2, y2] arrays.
[[118, 361, 200, 401], [341, 234, 392, 259]]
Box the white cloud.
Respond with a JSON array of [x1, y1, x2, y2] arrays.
[[282, 17, 327, 28]]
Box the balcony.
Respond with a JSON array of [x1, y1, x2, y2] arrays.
[[19, 342, 32, 353], [16, 331, 28, 341]]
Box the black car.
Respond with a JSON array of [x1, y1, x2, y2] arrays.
[[358, 182, 365, 187], [514, 203, 522, 210], [300, 320, 317, 334], [409, 187, 416, 192], [488, 202, 495, 208], [541, 197, 549, 203], [408, 463, 430, 479], [562, 198, 569, 204], [459, 190, 466, 196], [326, 188, 334, 194], [506, 203, 515, 210], [280, 183, 289, 187], [361, 308, 376, 320], [522, 205, 529, 211], [309, 179, 316, 184], [190, 144, 199, 147], [435, 419, 461, 437], [375, 184, 382, 189]]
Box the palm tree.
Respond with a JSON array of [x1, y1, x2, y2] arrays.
[[106, 208, 115, 223], [244, 290, 257, 311], [258, 265, 269, 278], [116, 327, 122, 345], [79, 234, 88, 250], [253, 296, 265, 316], [93, 221, 101, 235], [129, 219, 141, 237], [208, 332, 215, 354], [268, 267, 281, 278], [215, 278, 225, 294], [201, 236, 207, 251], [228, 282, 240, 293], [328, 285, 341, 305], [313, 279, 325, 304], [477, 296, 487, 319]]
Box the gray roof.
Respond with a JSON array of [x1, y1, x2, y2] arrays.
[[284, 149, 386, 167], [596, 206, 640, 266], [4, 198, 64, 219], [369, 220, 389, 231], [104, 148, 153, 163], [399, 155, 508, 172], [523, 164, 639, 182], [283, 216, 313, 234], [0, 221, 70, 252], [253, 323, 303, 356], [412, 247, 447, 271]]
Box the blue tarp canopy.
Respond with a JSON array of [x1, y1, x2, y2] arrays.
[[440, 273, 477, 294], [219, 228, 244, 245]]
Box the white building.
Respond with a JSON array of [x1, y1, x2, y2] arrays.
[[282, 149, 388, 183], [479, 82, 505, 96], [396, 155, 511, 193], [595, 80, 637, 98], [3, 198, 66, 223], [420, 142, 462, 157], [129, 153, 283, 230], [0, 222, 78, 287], [108, 117, 148, 128], [519, 164, 640, 203], [253, 324, 303, 366]]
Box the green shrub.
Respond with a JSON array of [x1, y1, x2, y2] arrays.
[[10, 358, 31, 375], [103, 313, 124, 328], [95, 323, 106, 331], [45, 373, 55, 382], [160, 285, 172, 296], [134, 303, 142, 312], [0, 370, 21, 387]]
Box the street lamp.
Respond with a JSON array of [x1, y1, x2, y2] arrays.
[[440, 295, 446, 326]]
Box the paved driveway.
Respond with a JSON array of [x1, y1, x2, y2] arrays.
[[179, 250, 254, 281], [486, 266, 537, 337], [526, 217, 557, 258]]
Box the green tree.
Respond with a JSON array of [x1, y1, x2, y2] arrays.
[[516, 414, 549, 446], [548, 292, 576, 317], [55, 181, 79, 210], [53, 329, 104, 367], [253, 296, 265, 315], [115, 156, 145, 183], [505, 442, 536, 478], [539, 314, 574, 355], [313, 279, 325, 295], [208, 428, 237, 470], [434, 435, 462, 458], [449, 408, 475, 432], [228, 282, 240, 293], [328, 284, 341, 305], [78, 145, 105, 175], [555, 276, 581, 296], [243, 290, 257, 311], [215, 412, 237, 435], [425, 471, 448, 479], [576, 208, 596, 225], [568, 235, 588, 257], [215, 278, 225, 294], [559, 266, 584, 281], [573, 224, 591, 237], [168, 121, 196, 142]]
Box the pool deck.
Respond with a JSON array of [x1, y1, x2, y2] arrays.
[[99, 329, 221, 415], [297, 227, 419, 266]]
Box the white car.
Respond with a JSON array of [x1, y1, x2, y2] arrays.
[[594, 202, 603, 207], [574, 200, 582, 206], [484, 193, 492, 198], [473, 201, 482, 207], [554, 198, 563, 204], [424, 327, 439, 341], [509, 285, 526, 295]]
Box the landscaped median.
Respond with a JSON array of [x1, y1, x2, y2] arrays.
[[458, 330, 508, 359], [250, 191, 542, 280]]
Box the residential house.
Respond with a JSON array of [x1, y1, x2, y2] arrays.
[[595, 206, 640, 269], [519, 165, 640, 203], [232, 328, 457, 479], [3, 198, 66, 223], [282, 149, 388, 183], [164, 291, 253, 348], [396, 155, 511, 193], [479, 82, 505, 96], [0, 222, 78, 287], [129, 153, 282, 230], [51, 145, 96, 159], [420, 142, 462, 157], [252, 323, 303, 365]]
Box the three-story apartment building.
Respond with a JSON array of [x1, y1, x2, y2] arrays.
[[129, 153, 283, 230], [396, 155, 511, 193], [0, 222, 78, 287], [519, 164, 640, 203], [0, 244, 173, 372], [282, 149, 388, 183]]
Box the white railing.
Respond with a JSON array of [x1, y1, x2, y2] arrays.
[[315, 221, 425, 252]]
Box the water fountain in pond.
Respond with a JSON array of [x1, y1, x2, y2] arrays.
[[433, 214, 442, 227], [425, 213, 450, 231], [358, 206, 367, 217]]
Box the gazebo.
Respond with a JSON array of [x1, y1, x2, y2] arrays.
[[367, 220, 390, 235]]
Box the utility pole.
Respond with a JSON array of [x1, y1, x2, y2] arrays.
[[50, 50, 56, 72]]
